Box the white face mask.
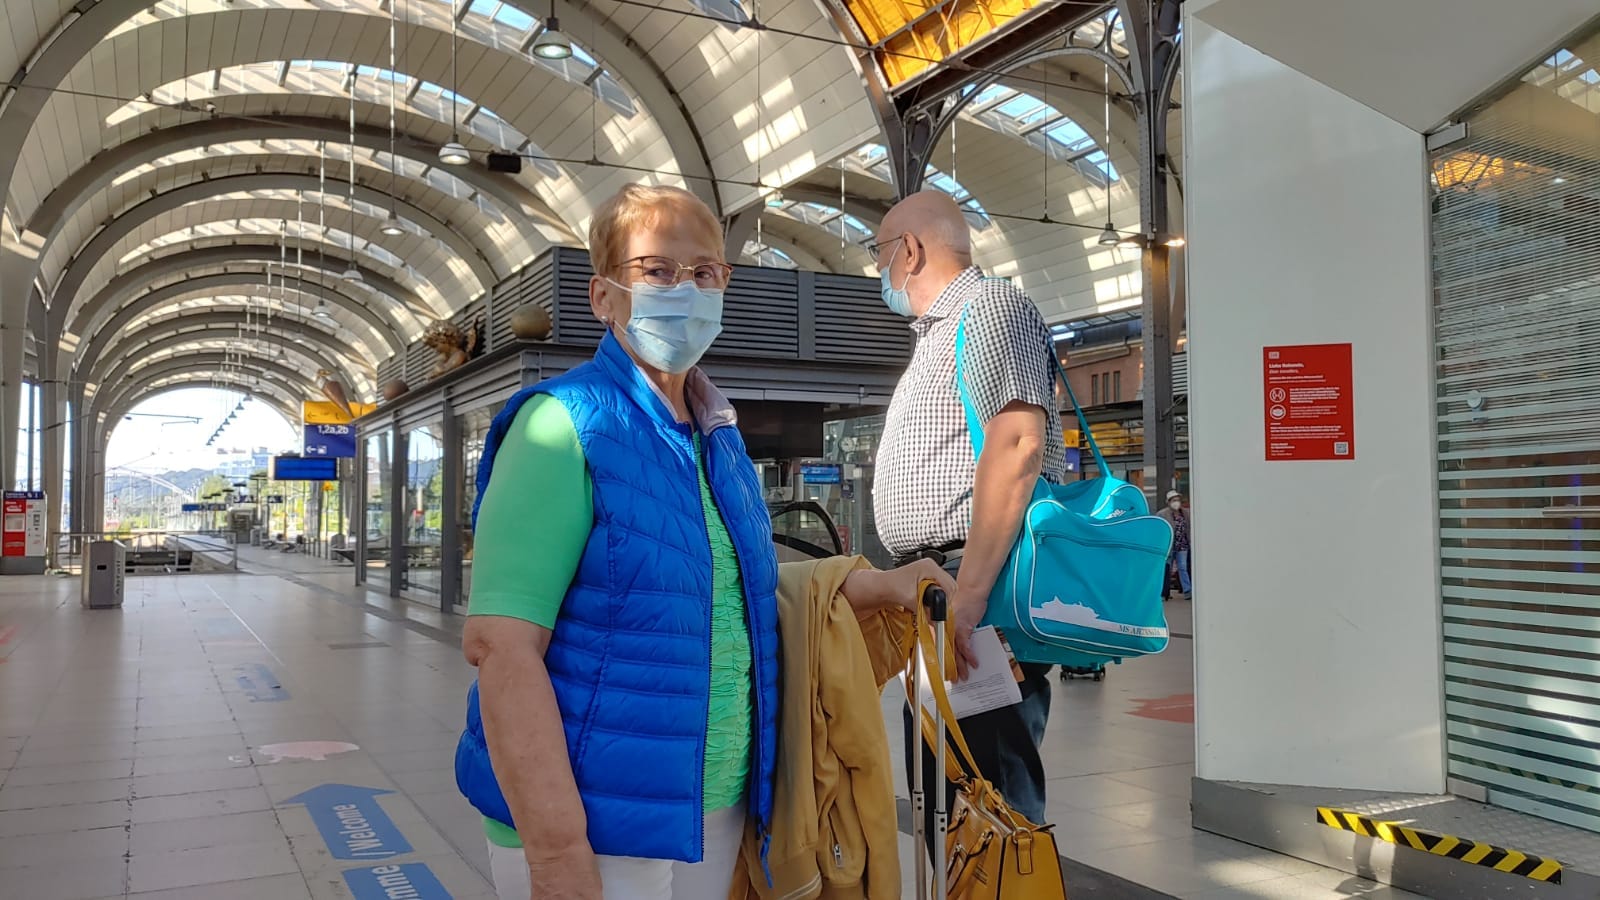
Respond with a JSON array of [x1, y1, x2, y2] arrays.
[[605, 279, 724, 374], [1169, 500, 1183, 511]]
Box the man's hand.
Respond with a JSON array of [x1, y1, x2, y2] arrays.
[[527, 843, 602, 899], [947, 586, 986, 681], [839, 558, 956, 615]]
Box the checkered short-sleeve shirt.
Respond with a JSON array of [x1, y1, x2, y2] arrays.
[[873, 268, 1067, 557]]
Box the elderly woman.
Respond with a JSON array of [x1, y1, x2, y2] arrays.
[[456, 183, 948, 900]]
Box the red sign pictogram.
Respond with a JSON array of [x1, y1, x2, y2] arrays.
[[1263, 344, 1355, 461]]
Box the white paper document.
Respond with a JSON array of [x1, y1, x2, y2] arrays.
[[910, 626, 1023, 720]]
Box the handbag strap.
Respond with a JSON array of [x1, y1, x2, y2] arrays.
[[906, 594, 1033, 833], [953, 290, 1109, 476]]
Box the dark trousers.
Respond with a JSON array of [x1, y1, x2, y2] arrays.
[[897, 554, 1052, 856]]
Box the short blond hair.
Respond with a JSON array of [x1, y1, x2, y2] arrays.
[[587, 184, 723, 276]]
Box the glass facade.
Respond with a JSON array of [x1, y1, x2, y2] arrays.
[[1431, 33, 1600, 834], [401, 421, 445, 599], [364, 430, 393, 591], [458, 406, 496, 607]]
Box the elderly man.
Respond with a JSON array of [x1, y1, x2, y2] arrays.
[[869, 191, 1067, 835]]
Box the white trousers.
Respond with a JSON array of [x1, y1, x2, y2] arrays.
[[488, 805, 746, 900]]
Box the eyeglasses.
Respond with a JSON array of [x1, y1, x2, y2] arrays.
[[864, 235, 905, 264], [620, 256, 734, 289]]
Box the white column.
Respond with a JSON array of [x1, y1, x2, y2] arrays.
[[1184, 16, 1445, 794]]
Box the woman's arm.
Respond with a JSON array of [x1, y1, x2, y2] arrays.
[[465, 395, 598, 898], [839, 558, 957, 616], [465, 619, 600, 898]]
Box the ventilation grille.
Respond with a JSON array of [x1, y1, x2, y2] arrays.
[[812, 273, 910, 363], [1431, 42, 1600, 836], [554, 249, 607, 347], [720, 266, 799, 358]]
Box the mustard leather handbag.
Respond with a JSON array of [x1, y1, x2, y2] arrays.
[[909, 602, 1068, 900]]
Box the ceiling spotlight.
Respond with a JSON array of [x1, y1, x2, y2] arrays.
[[341, 264, 365, 283], [532, 18, 573, 60], [1164, 235, 1187, 248], [438, 141, 470, 166], [1097, 222, 1120, 247], [313, 300, 334, 320], [380, 213, 404, 236]]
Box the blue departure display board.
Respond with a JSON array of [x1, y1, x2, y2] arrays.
[[270, 456, 339, 481]]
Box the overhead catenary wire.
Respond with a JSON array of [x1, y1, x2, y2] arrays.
[[2, 4, 1139, 238]]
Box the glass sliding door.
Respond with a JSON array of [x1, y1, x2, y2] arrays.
[[364, 430, 393, 591], [1432, 34, 1600, 833], [401, 421, 445, 601]]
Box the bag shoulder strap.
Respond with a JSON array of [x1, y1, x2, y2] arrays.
[[953, 284, 1109, 475]]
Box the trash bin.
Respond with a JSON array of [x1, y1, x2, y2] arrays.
[[81, 540, 125, 609]]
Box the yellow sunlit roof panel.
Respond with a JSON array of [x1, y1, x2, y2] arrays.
[[844, 0, 1044, 88]]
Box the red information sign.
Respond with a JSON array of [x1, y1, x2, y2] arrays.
[[1, 490, 25, 554], [1263, 344, 1355, 461]]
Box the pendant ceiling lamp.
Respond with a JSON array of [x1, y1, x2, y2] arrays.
[[1097, 62, 1118, 247], [382, 0, 405, 237], [532, 3, 572, 61], [439, 10, 469, 165]]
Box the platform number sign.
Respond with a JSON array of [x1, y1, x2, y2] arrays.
[[304, 422, 357, 458]]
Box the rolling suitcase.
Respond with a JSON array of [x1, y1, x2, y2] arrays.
[[909, 585, 1067, 900]]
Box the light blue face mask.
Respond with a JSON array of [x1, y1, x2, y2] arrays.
[[878, 241, 913, 317], [609, 279, 724, 374]]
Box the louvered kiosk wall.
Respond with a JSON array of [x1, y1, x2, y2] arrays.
[[489, 255, 554, 352], [1432, 46, 1600, 834], [718, 266, 799, 358], [813, 273, 911, 363], [553, 249, 608, 347]]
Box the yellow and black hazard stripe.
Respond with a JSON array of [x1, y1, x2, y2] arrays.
[[1316, 807, 1562, 884]]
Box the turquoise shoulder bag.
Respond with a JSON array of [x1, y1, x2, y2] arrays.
[[954, 308, 1173, 666]]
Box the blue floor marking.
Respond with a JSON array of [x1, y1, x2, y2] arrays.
[[283, 784, 413, 860], [233, 662, 289, 701], [344, 863, 452, 899]]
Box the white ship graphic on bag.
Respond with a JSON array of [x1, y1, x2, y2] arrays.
[[1033, 598, 1170, 639]]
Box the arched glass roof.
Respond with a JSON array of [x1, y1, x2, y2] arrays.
[[768, 201, 874, 245], [1526, 48, 1600, 112], [839, 0, 1051, 88], [1069, 8, 1129, 58], [743, 240, 795, 269], [126, 298, 374, 353], [108, 0, 636, 117], [117, 219, 429, 292], [109, 140, 518, 226], [964, 84, 1119, 185], [845, 142, 990, 228], [107, 59, 566, 173], [686, 0, 748, 26]]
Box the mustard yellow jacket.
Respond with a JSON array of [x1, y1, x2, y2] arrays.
[[733, 556, 914, 900]]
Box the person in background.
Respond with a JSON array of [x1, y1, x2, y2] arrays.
[[868, 190, 1068, 835], [1157, 490, 1192, 599], [455, 182, 952, 900]]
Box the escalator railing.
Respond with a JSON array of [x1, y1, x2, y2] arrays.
[[769, 500, 843, 561]]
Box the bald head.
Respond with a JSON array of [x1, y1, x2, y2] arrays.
[[881, 190, 973, 263]]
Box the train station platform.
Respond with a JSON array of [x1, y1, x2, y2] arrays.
[[0, 549, 1419, 899]]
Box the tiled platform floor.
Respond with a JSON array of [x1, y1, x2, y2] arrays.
[[0, 549, 1420, 899]]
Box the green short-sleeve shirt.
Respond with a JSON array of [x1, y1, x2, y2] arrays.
[[470, 396, 753, 848]]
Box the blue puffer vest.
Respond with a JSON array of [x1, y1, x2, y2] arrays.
[[455, 332, 780, 864]]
